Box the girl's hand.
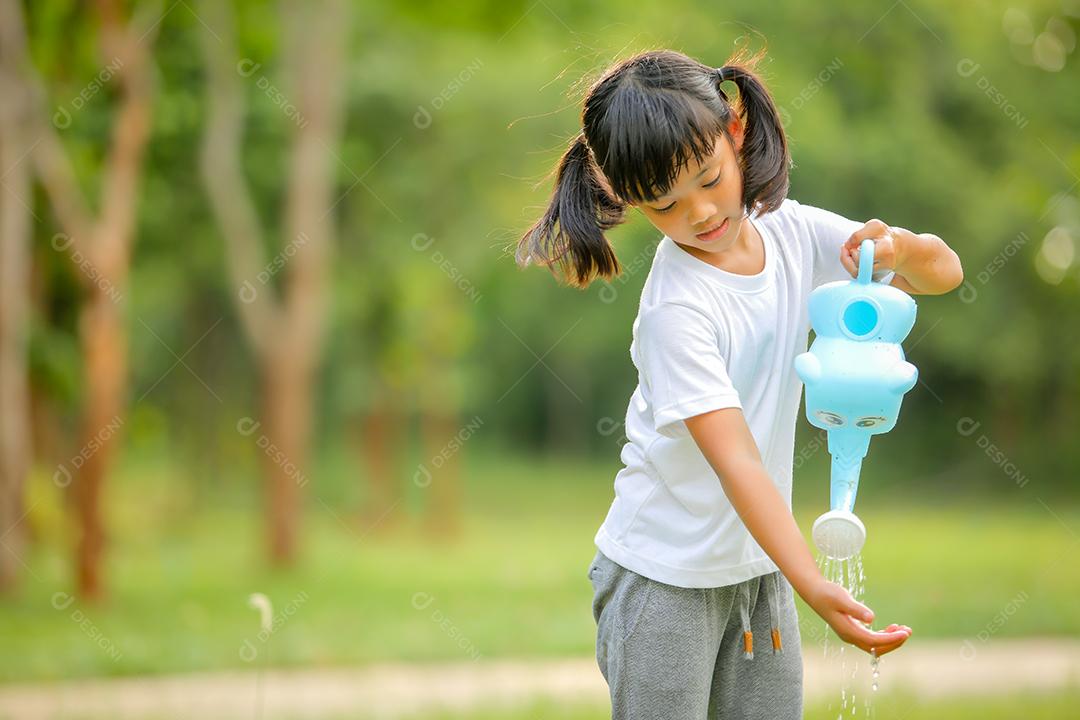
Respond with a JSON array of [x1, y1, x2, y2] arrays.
[[840, 219, 907, 278], [805, 577, 912, 656]]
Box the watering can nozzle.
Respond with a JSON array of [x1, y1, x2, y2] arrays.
[[812, 509, 866, 560]]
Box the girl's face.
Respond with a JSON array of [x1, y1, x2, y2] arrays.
[[633, 121, 747, 256]]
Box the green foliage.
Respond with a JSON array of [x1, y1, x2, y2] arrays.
[[20, 0, 1080, 480]]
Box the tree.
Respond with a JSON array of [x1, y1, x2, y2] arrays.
[[199, 0, 348, 564], [0, 0, 36, 593], [9, 0, 159, 599]]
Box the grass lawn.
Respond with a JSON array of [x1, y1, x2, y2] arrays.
[[1, 448, 1077, 682], [392, 689, 1080, 720]]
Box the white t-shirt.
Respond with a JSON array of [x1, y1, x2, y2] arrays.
[[595, 198, 894, 588]]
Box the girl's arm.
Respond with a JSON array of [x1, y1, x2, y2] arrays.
[[840, 220, 964, 296], [684, 407, 913, 656]]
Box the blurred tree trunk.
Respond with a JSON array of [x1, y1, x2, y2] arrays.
[[420, 410, 462, 538], [11, 0, 159, 599], [200, 0, 347, 565], [416, 284, 469, 539], [356, 389, 406, 532], [0, 0, 35, 593]]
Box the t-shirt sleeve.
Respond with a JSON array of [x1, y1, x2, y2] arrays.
[[797, 201, 896, 288], [637, 302, 742, 438]]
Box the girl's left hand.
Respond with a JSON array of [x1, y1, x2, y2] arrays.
[[840, 219, 905, 278]]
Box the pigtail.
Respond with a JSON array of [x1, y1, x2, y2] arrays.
[[516, 133, 626, 288], [718, 57, 791, 214]]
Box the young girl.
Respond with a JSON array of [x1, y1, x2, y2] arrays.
[[517, 49, 963, 718]]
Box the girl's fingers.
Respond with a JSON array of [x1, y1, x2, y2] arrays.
[[871, 634, 911, 656], [861, 634, 909, 656], [840, 251, 857, 277], [846, 597, 874, 624], [840, 616, 907, 646]]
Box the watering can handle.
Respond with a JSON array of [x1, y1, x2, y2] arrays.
[[857, 238, 876, 285]]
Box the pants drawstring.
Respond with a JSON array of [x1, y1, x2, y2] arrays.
[[738, 580, 753, 660], [739, 573, 784, 661], [765, 572, 784, 654]]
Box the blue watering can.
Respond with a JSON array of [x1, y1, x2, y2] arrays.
[[795, 239, 919, 559]]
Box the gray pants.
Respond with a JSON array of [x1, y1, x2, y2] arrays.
[[588, 550, 803, 719]]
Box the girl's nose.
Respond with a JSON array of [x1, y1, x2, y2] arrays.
[[689, 198, 718, 227]]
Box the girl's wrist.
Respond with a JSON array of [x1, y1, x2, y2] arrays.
[[788, 563, 828, 607]]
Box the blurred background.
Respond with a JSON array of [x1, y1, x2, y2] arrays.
[[0, 0, 1078, 718]]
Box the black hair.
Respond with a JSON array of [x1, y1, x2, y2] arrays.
[[517, 48, 790, 288]]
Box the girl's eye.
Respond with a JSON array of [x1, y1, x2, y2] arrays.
[[650, 172, 721, 213]]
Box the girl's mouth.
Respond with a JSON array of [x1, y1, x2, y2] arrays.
[[695, 217, 730, 242]]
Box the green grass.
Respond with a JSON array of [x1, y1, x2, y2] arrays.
[[388, 689, 1080, 720], [1, 449, 1078, 683]]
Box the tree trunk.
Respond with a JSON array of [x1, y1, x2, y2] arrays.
[[357, 392, 406, 532], [260, 344, 313, 564], [16, 0, 157, 598], [0, 15, 33, 590], [199, 0, 347, 565], [73, 288, 127, 599], [421, 411, 462, 539]]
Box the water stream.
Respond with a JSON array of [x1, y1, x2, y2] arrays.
[[818, 553, 879, 718]]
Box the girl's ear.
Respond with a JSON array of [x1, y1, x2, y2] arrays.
[[728, 118, 745, 154]]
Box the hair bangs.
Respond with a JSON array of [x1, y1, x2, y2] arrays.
[[596, 87, 726, 204]]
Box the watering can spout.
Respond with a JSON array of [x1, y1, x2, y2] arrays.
[[829, 431, 870, 514]]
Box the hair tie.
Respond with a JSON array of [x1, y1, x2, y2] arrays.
[[717, 66, 737, 83]]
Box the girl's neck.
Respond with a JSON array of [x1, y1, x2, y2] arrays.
[[684, 215, 765, 276]]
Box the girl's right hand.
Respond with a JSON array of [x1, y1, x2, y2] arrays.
[[806, 579, 912, 656]]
